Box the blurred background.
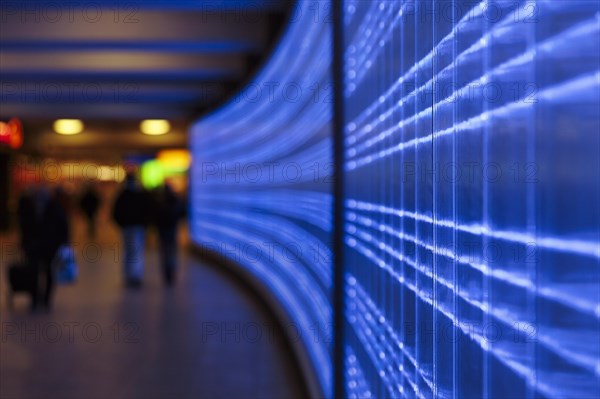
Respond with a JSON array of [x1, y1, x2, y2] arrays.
[[1, 1, 599, 399], [0, 0, 295, 230]]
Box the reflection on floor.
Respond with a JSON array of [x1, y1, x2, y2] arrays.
[[0, 217, 308, 399]]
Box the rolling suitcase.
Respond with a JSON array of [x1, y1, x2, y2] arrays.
[[7, 262, 35, 308]]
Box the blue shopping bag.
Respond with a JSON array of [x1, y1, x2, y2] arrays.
[[54, 245, 78, 284]]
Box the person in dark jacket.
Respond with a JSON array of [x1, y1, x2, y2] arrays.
[[18, 185, 70, 311], [112, 173, 150, 288], [154, 183, 185, 285], [79, 184, 101, 238]]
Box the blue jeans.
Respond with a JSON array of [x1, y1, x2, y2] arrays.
[[159, 228, 177, 284], [122, 226, 144, 283]]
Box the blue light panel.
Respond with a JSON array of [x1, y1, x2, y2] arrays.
[[189, 0, 333, 394], [191, 0, 599, 397], [343, 1, 600, 399]]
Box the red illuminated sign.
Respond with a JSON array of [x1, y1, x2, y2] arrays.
[[0, 118, 23, 149]]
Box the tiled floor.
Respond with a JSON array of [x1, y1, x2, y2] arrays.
[[0, 217, 308, 399]]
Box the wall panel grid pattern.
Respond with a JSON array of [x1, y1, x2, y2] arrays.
[[190, 0, 334, 395], [191, 0, 600, 398], [343, 1, 599, 399]]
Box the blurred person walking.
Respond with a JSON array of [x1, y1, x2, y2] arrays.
[[112, 173, 150, 288], [79, 184, 101, 238], [54, 185, 74, 216], [17, 184, 70, 311], [155, 183, 185, 285]]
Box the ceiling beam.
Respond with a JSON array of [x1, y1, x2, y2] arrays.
[[1, 103, 196, 120], [1, 11, 269, 43], [0, 39, 261, 53], [0, 1, 288, 12], [0, 52, 248, 73], [0, 69, 239, 82], [1, 89, 224, 105]]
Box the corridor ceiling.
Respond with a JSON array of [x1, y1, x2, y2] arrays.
[[0, 0, 293, 134]]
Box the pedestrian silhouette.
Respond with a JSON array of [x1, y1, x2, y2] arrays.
[[17, 184, 70, 311], [154, 183, 186, 285], [112, 173, 150, 288], [79, 184, 101, 238]]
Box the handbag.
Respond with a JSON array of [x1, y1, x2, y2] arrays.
[[53, 245, 78, 284]]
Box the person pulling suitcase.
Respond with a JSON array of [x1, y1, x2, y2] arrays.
[[16, 184, 70, 312]]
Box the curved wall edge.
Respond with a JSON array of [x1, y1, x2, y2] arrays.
[[189, 244, 325, 399], [189, 0, 334, 395]]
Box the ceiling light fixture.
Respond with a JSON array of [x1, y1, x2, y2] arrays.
[[54, 119, 84, 135], [140, 120, 170, 136]]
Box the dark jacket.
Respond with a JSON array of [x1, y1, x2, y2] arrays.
[[155, 189, 185, 232], [79, 189, 100, 217], [112, 188, 151, 227], [18, 193, 70, 262]]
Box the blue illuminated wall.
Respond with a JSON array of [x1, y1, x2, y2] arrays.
[[343, 1, 600, 399], [189, 0, 334, 394], [191, 0, 600, 398]]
